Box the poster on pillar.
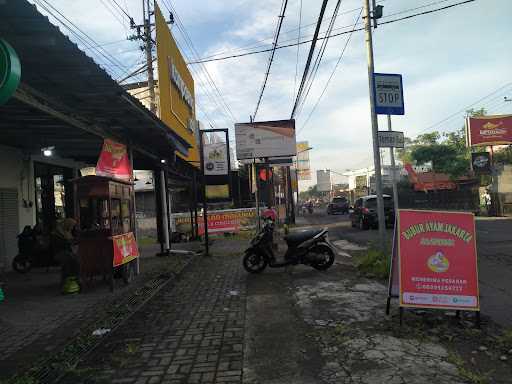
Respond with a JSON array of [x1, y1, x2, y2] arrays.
[[96, 139, 132, 181]]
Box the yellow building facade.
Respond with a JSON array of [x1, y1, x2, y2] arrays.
[[155, 4, 199, 165]]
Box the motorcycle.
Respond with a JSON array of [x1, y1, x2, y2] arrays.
[[243, 219, 336, 273], [11, 226, 59, 273]]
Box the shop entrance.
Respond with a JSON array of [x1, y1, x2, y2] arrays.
[[34, 162, 74, 232]]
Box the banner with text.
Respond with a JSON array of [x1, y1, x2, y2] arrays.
[[398, 209, 479, 311], [466, 114, 512, 146]]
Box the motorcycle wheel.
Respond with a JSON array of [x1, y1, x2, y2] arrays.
[[310, 244, 335, 271], [243, 251, 268, 273], [12, 255, 32, 274]]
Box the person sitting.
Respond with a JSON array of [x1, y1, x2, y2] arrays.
[[52, 218, 79, 287]]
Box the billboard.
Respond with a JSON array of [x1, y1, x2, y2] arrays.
[[296, 141, 311, 181], [316, 170, 331, 192], [204, 142, 228, 175], [235, 119, 296, 160], [398, 210, 479, 311], [155, 4, 199, 165], [466, 114, 512, 146]]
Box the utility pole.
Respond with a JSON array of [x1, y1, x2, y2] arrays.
[[363, 0, 386, 250], [143, 0, 156, 114], [129, 0, 157, 113]]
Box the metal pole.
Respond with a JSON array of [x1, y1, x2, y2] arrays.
[[254, 160, 261, 230], [193, 171, 198, 238], [167, 187, 173, 250], [199, 131, 209, 256], [129, 146, 140, 274], [364, 0, 386, 250], [159, 169, 170, 252], [387, 115, 399, 216], [143, 0, 157, 114]]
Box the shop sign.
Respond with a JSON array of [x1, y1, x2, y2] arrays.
[[204, 142, 228, 175], [471, 152, 491, 175], [206, 184, 229, 199], [112, 232, 139, 267], [0, 38, 21, 105], [170, 58, 194, 110], [96, 139, 132, 181], [466, 114, 512, 146], [398, 209, 479, 310]]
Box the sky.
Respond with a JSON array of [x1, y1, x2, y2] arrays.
[[33, 0, 512, 188]]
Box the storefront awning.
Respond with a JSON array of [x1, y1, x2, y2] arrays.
[[0, 0, 190, 167]]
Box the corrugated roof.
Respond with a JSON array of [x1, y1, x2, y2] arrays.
[[0, 0, 190, 165]]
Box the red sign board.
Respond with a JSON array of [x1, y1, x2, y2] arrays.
[[398, 209, 479, 310], [96, 139, 132, 181], [466, 114, 512, 146], [112, 232, 139, 267]]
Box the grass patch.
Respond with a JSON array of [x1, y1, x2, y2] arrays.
[[447, 351, 488, 384], [355, 248, 390, 280], [137, 236, 157, 246]]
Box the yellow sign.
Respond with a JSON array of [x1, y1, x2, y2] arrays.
[[155, 4, 199, 165], [206, 184, 229, 199]]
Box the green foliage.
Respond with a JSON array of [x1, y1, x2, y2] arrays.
[[356, 248, 390, 280], [398, 109, 498, 180]]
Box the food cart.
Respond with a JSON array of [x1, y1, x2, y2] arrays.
[[73, 175, 139, 291]]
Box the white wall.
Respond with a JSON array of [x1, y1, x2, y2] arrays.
[[0, 145, 36, 231]]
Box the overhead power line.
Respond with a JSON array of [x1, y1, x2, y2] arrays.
[[291, 0, 330, 119], [293, 0, 303, 103], [253, 0, 289, 120], [189, 0, 477, 65], [293, 0, 344, 118], [298, 8, 363, 135]]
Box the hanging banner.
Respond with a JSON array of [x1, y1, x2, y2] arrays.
[[398, 209, 479, 310], [235, 119, 296, 159], [204, 142, 228, 175], [471, 152, 491, 175], [112, 232, 139, 267], [96, 139, 132, 181], [466, 114, 512, 146], [317, 170, 331, 192]]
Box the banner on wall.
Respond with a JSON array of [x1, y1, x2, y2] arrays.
[[398, 209, 479, 311], [466, 114, 512, 146], [96, 139, 132, 181], [171, 208, 257, 236]]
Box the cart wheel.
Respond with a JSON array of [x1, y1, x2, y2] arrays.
[[122, 262, 135, 285]]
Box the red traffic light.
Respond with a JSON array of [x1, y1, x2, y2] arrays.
[[258, 168, 273, 181]]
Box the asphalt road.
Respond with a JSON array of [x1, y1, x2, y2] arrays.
[[298, 208, 512, 328]]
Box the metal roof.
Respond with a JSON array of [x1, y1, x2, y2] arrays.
[[0, 0, 190, 167]]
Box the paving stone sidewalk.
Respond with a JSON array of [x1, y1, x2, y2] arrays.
[[64, 245, 246, 384]]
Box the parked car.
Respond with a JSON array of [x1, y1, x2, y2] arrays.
[[327, 197, 349, 215], [350, 195, 395, 230]]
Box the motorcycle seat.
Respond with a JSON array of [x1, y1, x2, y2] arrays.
[[284, 229, 323, 246]]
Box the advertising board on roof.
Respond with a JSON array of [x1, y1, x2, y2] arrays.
[[155, 4, 199, 165]]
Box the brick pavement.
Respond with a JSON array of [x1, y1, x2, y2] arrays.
[[0, 243, 198, 379], [66, 252, 246, 384]]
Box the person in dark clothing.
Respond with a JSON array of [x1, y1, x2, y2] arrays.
[[52, 218, 79, 285]]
